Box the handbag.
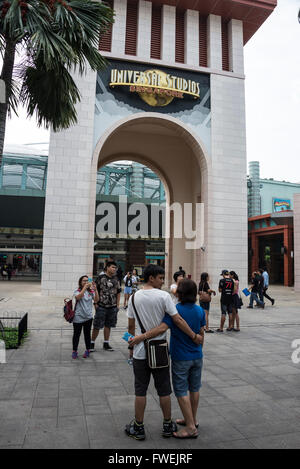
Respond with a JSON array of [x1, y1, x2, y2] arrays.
[[131, 294, 169, 370], [63, 297, 77, 323], [199, 290, 211, 303]]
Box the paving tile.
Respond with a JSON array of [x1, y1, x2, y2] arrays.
[[58, 397, 85, 417], [0, 418, 28, 446], [249, 432, 300, 449]]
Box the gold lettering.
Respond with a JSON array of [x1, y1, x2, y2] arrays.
[[117, 70, 123, 83], [133, 71, 140, 84], [127, 70, 133, 83], [111, 69, 117, 83], [177, 78, 183, 91]]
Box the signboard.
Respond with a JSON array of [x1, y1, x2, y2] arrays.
[[273, 198, 291, 212], [110, 68, 201, 106]]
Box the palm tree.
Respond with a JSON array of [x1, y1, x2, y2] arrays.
[[0, 0, 114, 166]]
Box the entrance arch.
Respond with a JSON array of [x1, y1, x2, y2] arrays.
[[91, 113, 210, 285]]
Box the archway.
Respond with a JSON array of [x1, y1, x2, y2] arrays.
[[91, 113, 210, 285]]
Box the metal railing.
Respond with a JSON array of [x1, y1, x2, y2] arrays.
[[0, 312, 28, 349]]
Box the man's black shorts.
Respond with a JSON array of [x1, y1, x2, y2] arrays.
[[133, 358, 172, 397], [221, 303, 233, 315], [93, 306, 118, 329]]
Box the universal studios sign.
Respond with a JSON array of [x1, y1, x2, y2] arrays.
[[110, 68, 201, 107]]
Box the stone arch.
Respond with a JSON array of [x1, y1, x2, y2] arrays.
[[91, 113, 210, 284]]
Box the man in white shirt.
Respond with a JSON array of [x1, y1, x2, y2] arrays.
[[125, 264, 202, 441]]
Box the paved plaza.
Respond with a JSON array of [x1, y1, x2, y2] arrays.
[[0, 281, 300, 449]]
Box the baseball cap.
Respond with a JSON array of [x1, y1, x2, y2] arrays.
[[220, 269, 229, 276]]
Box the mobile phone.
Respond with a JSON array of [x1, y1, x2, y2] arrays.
[[88, 277, 92, 283], [122, 332, 134, 342]]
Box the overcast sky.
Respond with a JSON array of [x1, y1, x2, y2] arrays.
[[3, 0, 300, 182]]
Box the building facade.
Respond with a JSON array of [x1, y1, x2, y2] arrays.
[[248, 161, 300, 286], [18, 0, 276, 296]]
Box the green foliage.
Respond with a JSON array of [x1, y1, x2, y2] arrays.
[[0, 0, 114, 131], [2, 327, 28, 349]]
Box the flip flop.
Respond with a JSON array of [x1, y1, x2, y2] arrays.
[[176, 419, 199, 428], [173, 430, 198, 439]]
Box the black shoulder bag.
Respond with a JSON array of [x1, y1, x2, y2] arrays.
[[131, 294, 169, 370]]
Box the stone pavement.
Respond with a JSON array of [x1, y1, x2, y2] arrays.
[[0, 281, 300, 449]]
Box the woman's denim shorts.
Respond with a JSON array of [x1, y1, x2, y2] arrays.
[[171, 358, 203, 397]]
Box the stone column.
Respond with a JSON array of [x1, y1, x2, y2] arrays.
[[161, 4, 176, 63], [207, 73, 248, 288], [111, 0, 127, 55], [207, 14, 222, 70], [185, 9, 199, 67], [137, 0, 152, 59], [41, 67, 97, 296], [228, 19, 244, 74]]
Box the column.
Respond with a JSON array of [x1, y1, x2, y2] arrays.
[[207, 15, 222, 70], [294, 194, 300, 291], [184, 10, 199, 67], [207, 73, 248, 288], [137, 0, 152, 59], [161, 4, 176, 63], [111, 0, 127, 55], [41, 67, 97, 297], [228, 19, 244, 74]]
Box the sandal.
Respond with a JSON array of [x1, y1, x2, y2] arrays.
[[176, 419, 199, 428], [173, 429, 198, 439], [216, 329, 223, 333], [233, 328, 240, 332], [205, 329, 214, 333], [226, 328, 234, 331]]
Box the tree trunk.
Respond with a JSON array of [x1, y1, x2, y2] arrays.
[[0, 39, 16, 168]]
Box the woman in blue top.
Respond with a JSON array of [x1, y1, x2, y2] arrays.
[[130, 279, 205, 439]]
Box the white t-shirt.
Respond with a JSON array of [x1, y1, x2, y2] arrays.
[[127, 288, 178, 360], [170, 283, 178, 304]]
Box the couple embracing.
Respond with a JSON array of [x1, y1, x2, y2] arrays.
[[125, 264, 206, 441]]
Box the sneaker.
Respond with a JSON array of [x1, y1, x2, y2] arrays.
[[125, 419, 145, 441], [103, 343, 114, 351], [162, 420, 177, 438], [72, 351, 78, 359], [83, 350, 90, 358], [89, 342, 95, 353]]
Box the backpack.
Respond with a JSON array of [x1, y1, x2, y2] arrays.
[[63, 297, 76, 323]]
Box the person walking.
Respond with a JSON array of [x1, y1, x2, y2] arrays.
[[130, 278, 205, 439], [198, 272, 216, 333], [169, 270, 185, 304], [123, 271, 133, 309], [216, 270, 236, 332], [230, 271, 241, 332], [259, 268, 275, 306], [132, 269, 140, 294], [125, 264, 202, 441], [7, 264, 13, 281], [72, 276, 99, 359], [90, 261, 121, 352], [247, 271, 265, 309]]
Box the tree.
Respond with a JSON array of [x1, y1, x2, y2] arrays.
[[0, 0, 114, 166]]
